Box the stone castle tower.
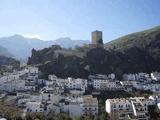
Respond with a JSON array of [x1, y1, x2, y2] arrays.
[[91, 30, 103, 45]]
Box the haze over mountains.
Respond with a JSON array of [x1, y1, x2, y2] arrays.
[[0, 34, 90, 59]]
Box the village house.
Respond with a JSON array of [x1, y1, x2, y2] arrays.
[[41, 89, 61, 104], [138, 84, 160, 93], [149, 95, 160, 104], [91, 78, 123, 90], [1, 79, 25, 92], [47, 75, 65, 88], [123, 74, 136, 81], [151, 72, 160, 81], [65, 77, 87, 92], [106, 97, 155, 120], [120, 81, 133, 92], [25, 101, 45, 113], [0, 66, 39, 93], [123, 73, 151, 83], [59, 95, 98, 117]]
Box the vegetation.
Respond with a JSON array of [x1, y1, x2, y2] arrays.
[[0, 102, 22, 120], [0, 55, 20, 72], [0, 111, 110, 120], [148, 105, 160, 120], [105, 26, 160, 51]]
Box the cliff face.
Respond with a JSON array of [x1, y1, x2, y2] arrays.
[[28, 26, 160, 79]]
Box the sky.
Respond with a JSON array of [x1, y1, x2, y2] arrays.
[[0, 0, 160, 42]]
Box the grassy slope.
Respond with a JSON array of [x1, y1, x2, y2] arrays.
[[105, 26, 160, 51]]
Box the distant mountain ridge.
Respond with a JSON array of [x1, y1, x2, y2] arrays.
[[0, 34, 90, 59]]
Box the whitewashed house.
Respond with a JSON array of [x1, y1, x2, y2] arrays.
[[65, 77, 87, 91], [2, 79, 25, 92], [25, 101, 44, 113], [92, 79, 123, 90], [46, 103, 60, 114], [131, 97, 149, 120], [82, 95, 98, 116], [149, 95, 160, 104], [141, 84, 160, 93], [151, 72, 160, 81], [41, 90, 61, 104], [123, 74, 136, 81], [59, 95, 98, 117], [106, 97, 155, 120], [106, 98, 132, 113]]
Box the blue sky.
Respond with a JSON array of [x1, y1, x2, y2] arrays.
[[0, 0, 160, 42]]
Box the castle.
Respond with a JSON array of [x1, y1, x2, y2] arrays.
[[91, 30, 103, 45]]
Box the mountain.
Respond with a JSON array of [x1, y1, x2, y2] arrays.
[[52, 37, 90, 48], [0, 35, 89, 59], [105, 26, 160, 61], [28, 26, 160, 79], [0, 45, 13, 57], [105, 26, 160, 50]]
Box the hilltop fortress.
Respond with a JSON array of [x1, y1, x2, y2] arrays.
[[91, 30, 103, 45]]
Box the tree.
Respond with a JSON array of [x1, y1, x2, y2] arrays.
[[25, 113, 34, 120], [99, 112, 110, 120]]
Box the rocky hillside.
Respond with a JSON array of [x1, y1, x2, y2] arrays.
[[105, 26, 160, 64], [0, 56, 20, 72], [0, 45, 13, 57], [28, 26, 160, 79]]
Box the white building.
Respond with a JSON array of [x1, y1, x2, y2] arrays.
[[123, 73, 150, 82], [1, 79, 25, 92], [24, 79, 36, 91], [149, 95, 160, 104], [108, 73, 116, 80], [131, 97, 149, 120], [27, 66, 38, 74], [82, 95, 98, 116], [47, 103, 60, 114], [106, 97, 155, 120], [0, 66, 39, 92], [106, 98, 131, 113], [123, 74, 136, 81], [140, 84, 160, 93], [25, 101, 44, 113], [151, 72, 160, 81], [48, 74, 57, 81], [47, 75, 65, 87], [92, 79, 123, 90], [120, 81, 133, 92], [41, 90, 61, 104], [17, 93, 42, 107], [59, 95, 98, 117], [65, 77, 87, 91]]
